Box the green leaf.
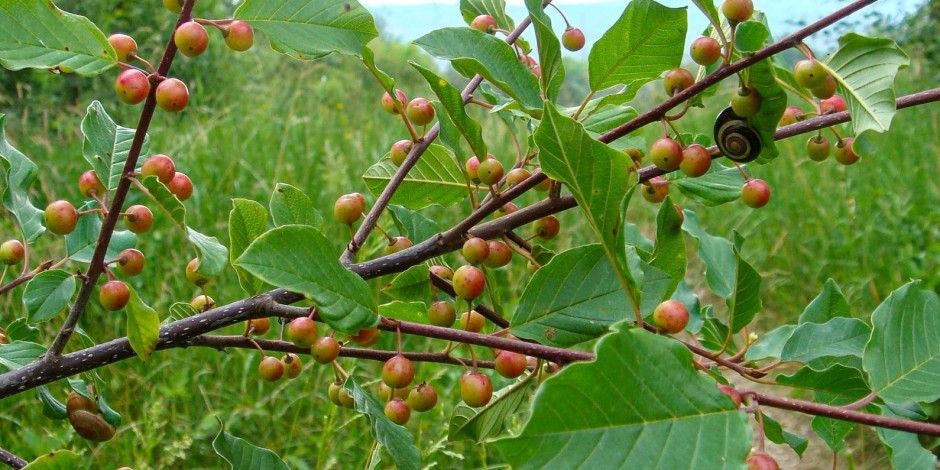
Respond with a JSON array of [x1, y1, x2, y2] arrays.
[[877, 408, 938, 470], [81, 101, 149, 191], [23, 270, 75, 323], [21, 450, 81, 470], [588, 0, 686, 91], [823, 33, 910, 140], [362, 145, 467, 210], [776, 364, 871, 403], [236, 225, 378, 333], [139, 175, 186, 224], [234, 0, 378, 60], [5, 318, 40, 343], [414, 28, 542, 114], [186, 227, 229, 277], [65, 201, 137, 264], [0, 1, 114, 75], [744, 325, 796, 361], [681, 210, 735, 298], [378, 301, 427, 324], [746, 57, 787, 161], [449, 375, 534, 443], [345, 379, 421, 470], [36, 385, 68, 421], [0, 115, 45, 242], [270, 183, 323, 228], [582, 104, 639, 136], [524, 0, 564, 101], [361, 46, 394, 92], [799, 279, 850, 323], [229, 198, 268, 295], [97, 392, 122, 427], [125, 287, 159, 361], [725, 244, 762, 333], [812, 416, 854, 452], [511, 245, 628, 347], [0, 341, 46, 371], [411, 63, 486, 159], [780, 317, 871, 363], [213, 417, 290, 470], [761, 413, 808, 457], [165, 302, 199, 323], [649, 196, 686, 297], [387, 205, 440, 245], [381, 265, 432, 302], [673, 163, 747, 206], [495, 326, 751, 468], [864, 281, 940, 403]]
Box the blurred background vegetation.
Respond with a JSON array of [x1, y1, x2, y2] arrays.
[[0, 0, 937, 468]]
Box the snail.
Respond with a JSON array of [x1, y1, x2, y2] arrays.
[[713, 107, 762, 163], [66, 391, 116, 442]]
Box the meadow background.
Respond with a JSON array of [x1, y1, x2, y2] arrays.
[[0, 0, 937, 468]]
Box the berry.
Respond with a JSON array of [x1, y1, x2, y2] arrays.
[[114, 69, 150, 105], [162, 0, 183, 13], [561, 27, 585, 51], [0, 240, 25, 266], [730, 86, 761, 117], [115, 248, 145, 276], [641, 177, 669, 203], [483, 240, 512, 268], [833, 137, 858, 165], [390, 140, 413, 166], [334, 194, 365, 225], [407, 383, 438, 412], [465, 156, 481, 182], [287, 317, 318, 348], [535, 177, 552, 192], [78, 170, 106, 197], [123, 205, 154, 234], [793, 59, 828, 89], [533, 215, 560, 240], [155, 78, 189, 112], [405, 98, 435, 126], [649, 137, 683, 171], [663, 68, 694, 96], [248, 318, 271, 335], [185, 258, 210, 286], [174, 22, 209, 57], [806, 135, 830, 162], [718, 384, 742, 407], [327, 381, 343, 406], [679, 144, 712, 178], [746, 452, 780, 470], [470, 15, 497, 34], [453, 265, 485, 300], [741, 179, 771, 209], [338, 387, 355, 408], [108, 34, 138, 62], [384, 236, 413, 256], [350, 327, 381, 347], [505, 168, 531, 187], [495, 351, 527, 378], [281, 353, 302, 379], [477, 157, 504, 186], [312, 336, 341, 364], [428, 301, 457, 327], [166, 172, 194, 201], [820, 95, 847, 114], [652, 299, 689, 334], [811, 74, 836, 99], [378, 382, 410, 402], [690, 36, 721, 66], [223, 21, 254, 52], [140, 154, 176, 184], [44, 200, 79, 235], [778, 106, 803, 127], [625, 148, 644, 168], [99, 280, 130, 311], [382, 354, 415, 389], [459, 372, 493, 407], [384, 399, 411, 425], [499, 203, 518, 214], [190, 294, 215, 311], [258, 356, 284, 382], [721, 0, 754, 23], [459, 310, 485, 333], [381, 89, 408, 114], [462, 237, 490, 264], [429, 265, 453, 281]]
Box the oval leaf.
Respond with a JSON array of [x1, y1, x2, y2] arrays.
[[81, 101, 150, 191], [23, 270, 76, 324], [229, 198, 269, 295], [213, 418, 289, 470], [449, 375, 534, 443], [21, 450, 81, 470], [362, 144, 467, 210], [345, 379, 421, 470], [125, 286, 159, 362], [270, 183, 322, 228], [0, 115, 45, 242]]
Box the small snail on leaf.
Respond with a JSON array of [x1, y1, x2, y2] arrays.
[[66, 391, 116, 442], [713, 107, 762, 163]]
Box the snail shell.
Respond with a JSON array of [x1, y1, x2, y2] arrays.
[[67, 391, 116, 442], [714, 107, 762, 163]]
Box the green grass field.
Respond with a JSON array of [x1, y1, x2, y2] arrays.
[[1, 21, 938, 469]]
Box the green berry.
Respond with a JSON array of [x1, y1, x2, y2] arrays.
[[806, 135, 830, 162], [247, 318, 271, 336], [505, 168, 531, 187], [462, 237, 490, 264], [459, 310, 485, 333], [162, 0, 183, 13], [378, 382, 410, 402], [649, 137, 683, 171], [185, 258, 209, 286], [690, 36, 721, 66], [428, 301, 457, 327], [811, 74, 836, 99], [174, 22, 209, 57], [258, 356, 284, 382], [730, 86, 761, 117], [390, 140, 413, 166], [793, 59, 828, 89], [190, 294, 215, 311], [44, 200, 79, 235], [383, 236, 413, 256], [99, 280, 130, 311], [311, 336, 341, 364], [663, 68, 694, 96], [0, 240, 25, 266], [407, 383, 438, 412], [281, 353, 302, 379], [287, 317, 318, 348], [741, 179, 771, 208], [483, 240, 512, 268], [333, 194, 365, 225], [155, 78, 189, 112], [652, 300, 689, 334], [477, 157, 504, 186], [114, 69, 150, 105], [459, 372, 493, 407], [223, 21, 254, 52], [720, 0, 754, 23]]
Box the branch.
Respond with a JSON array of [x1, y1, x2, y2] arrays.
[[0, 447, 26, 470]]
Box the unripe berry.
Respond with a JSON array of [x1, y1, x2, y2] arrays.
[[459, 372, 493, 407], [462, 237, 490, 264], [78, 170, 106, 197], [384, 398, 411, 425], [641, 177, 669, 203], [465, 156, 481, 182], [499, 202, 518, 214], [190, 294, 215, 311], [833, 137, 858, 165], [311, 336, 341, 364], [535, 176, 552, 192], [652, 299, 689, 334], [459, 310, 485, 333], [505, 168, 531, 187], [746, 451, 780, 470], [730, 86, 761, 117], [483, 240, 512, 268], [470, 15, 497, 34], [247, 317, 271, 335], [99, 280, 131, 311], [378, 382, 410, 402], [680, 144, 712, 178], [334, 194, 365, 225], [287, 317, 318, 348], [140, 154, 176, 185], [185, 258, 210, 286], [115, 248, 145, 277], [533, 215, 560, 240], [494, 351, 527, 378], [429, 265, 453, 281], [690, 36, 721, 66], [382, 354, 415, 389], [390, 140, 413, 167], [108, 34, 138, 62], [428, 301, 457, 327], [561, 27, 585, 51], [155, 78, 189, 112], [123, 205, 154, 234], [453, 265, 485, 300], [114, 69, 150, 105], [721, 0, 754, 23], [162, 0, 183, 13], [166, 172, 194, 201], [174, 22, 209, 57], [820, 95, 847, 114], [649, 137, 683, 171], [477, 157, 504, 186], [741, 179, 771, 208], [778, 106, 804, 127], [223, 21, 254, 52], [405, 98, 435, 126], [281, 353, 302, 379], [625, 148, 644, 168], [793, 59, 828, 89], [407, 383, 438, 412], [350, 327, 381, 347], [806, 135, 830, 162], [810, 74, 836, 99], [44, 200, 79, 235], [337, 387, 355, 408], [384, 236, 413, 256], [0, 240, 25, 266], [718, 384, 743, 408], [258, 356, 284, 382], [663, 68, 694, 96], [328, 381, 343, 406], [381, 89, 408, 114]]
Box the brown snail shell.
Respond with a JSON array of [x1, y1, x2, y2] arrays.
[[68, 409, 116, 441]]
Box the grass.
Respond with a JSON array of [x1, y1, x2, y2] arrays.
[[1, 27, 938, 469]]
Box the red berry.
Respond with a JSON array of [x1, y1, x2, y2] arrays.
[[0, 240, 25, 266], [494, 351, 527, 378], [281, 353, 302, 379], [155, 78, 189, 112], [78, 170, 106, 197], [778, 106, 804, 127], [108, 34, 138, 62], [561, 27, 585, 51], [428, 301, 457, 327], [429, 265, 453, 281], [162, 0, 183, 13], [718, 384, 742, 408], [381, 89, 408, 115], [115, 248, 145, 277], [350, 327, 381, 347], [247, 318, 271, 336], [470, 15, 497, 34], [405, 97, 435, 126], [258, 356, 284, 382], [312, 336, 341, 364], [223, 21, 254, 52], [741, 179, 771, 209], [390, 140, 413, 166], [806, 135, 830, 162], [650, 137, 683, 171], [462, 237, 490, 264], [407, 383, 438, 412], [721, 0, 754, 23], [746, 452, 780, 470], [833, 137, 858, 165], [114, 69, 151, 105], [140, 154, 177, 185], [382, 354, 415, 389], [663, 68, 694, 96], [287, 317, 318, 348], [123, 205, 154, 233], [459, 310, 485, 333], [384, 398, 411, 425], [334, 194, 365, 225], [378, 382, 410, 402], [690, 36, 721, 66], [174, 22, 209, 57], [44, 200, 79, 235], [679, 144, 712, 178], [820, 95, 847, 114], [652, 299, 689, 334], [483, 240, 512, 268], [465, 156, 481, 182], [730, 86, 761, 117], [99, 280, 131, 311], [641, 177, 669, 203], [459, 372, 493, 407], [793, 59, 828, 89], [533, 215, 560, 240], [477, 157, 504, 186], [453, 265, 485, 300], [167, 172, 194, 201]]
